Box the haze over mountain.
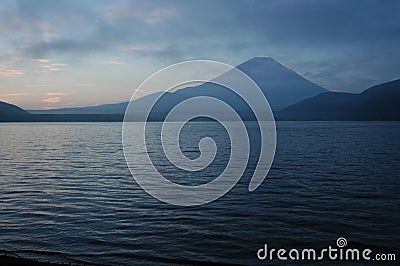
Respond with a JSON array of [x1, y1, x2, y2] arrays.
[[29, 57, 327, 115], [277, 79, 400, 121]]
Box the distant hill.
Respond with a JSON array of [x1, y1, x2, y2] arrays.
[[29, 102, 129, 115], [29, 57, 327, 115], [0, 101, 31, 122], [0, 101, 123, 122], [277, 79, 400, 120]]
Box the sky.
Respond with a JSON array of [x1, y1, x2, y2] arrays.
[[0, 0, 399, 109]]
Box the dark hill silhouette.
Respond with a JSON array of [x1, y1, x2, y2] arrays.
[[277, 79, 400, 120], [0, 101, 31, 122]]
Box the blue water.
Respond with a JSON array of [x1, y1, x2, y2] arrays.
[[0, 122, 399, 265]]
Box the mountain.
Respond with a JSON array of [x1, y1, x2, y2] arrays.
[[29, 57, 327, 115], [277, 79, 400, 120], [0, 101, 31, 122], [236, 57, 327, 110], [166, 57, 327, 111]]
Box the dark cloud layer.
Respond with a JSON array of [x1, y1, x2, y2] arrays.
[[1, 0, 399, 91]]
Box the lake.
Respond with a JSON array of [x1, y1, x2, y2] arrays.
[[0, 122, 399, 265]]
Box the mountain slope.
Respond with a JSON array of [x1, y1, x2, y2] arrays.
[[236, 57, 327, 110], [277, 79, 400, 120], [0, 101, 31, 122]]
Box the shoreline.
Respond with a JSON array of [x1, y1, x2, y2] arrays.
[[0, 255, 67, 266]]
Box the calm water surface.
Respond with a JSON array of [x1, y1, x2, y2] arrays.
[[0, 122, 399, 265]]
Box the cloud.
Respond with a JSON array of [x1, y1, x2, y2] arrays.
[[0, 0, 399, 93], [23, 39, 107, 57], [106, 4, 178, 23], [74, 83, 96, 87], [0, 68, 24, 77], [46, 92, 68, 96], [51, 63, 67, 67], [36, 63, 67, 73], [42, 97, 61, 103], [120, 45, 143, 51], [145, 8, 178, 24], [25, 83, 52, 88], [47, 67, 61, 72], [102, 60, 128, 65], [0, 93, 31, 97], [34, 58, 50, 63], [15, 57, 50, 63]]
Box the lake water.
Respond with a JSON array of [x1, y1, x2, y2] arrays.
[[0, 122, 399, 265]]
